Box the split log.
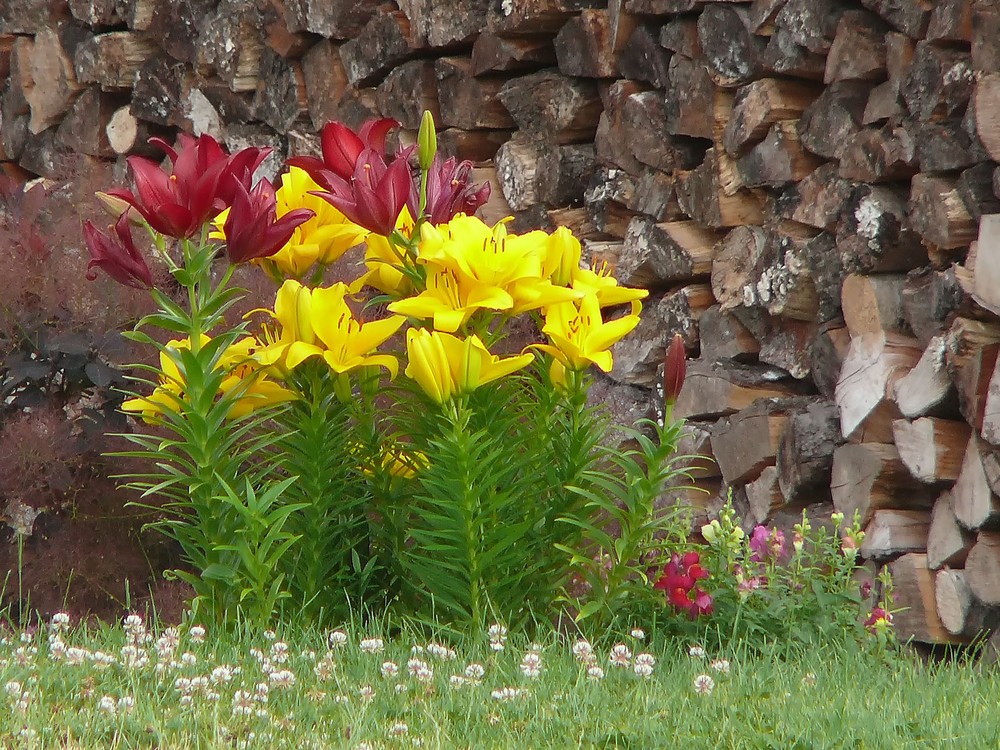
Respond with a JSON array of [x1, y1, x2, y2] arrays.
[[495, 135, 594, 211], [261, 2, 312, 58], [834, 331, 922, 439], [664, 54, 731, 140], [618, 217, 721, 288], [554, 9, 617, 78], [280, 0, 382, 39], [841, 273, 908, 337], [722, 78, 820, 158], [301, 41, 349, 131], [889, 553, 966, 644], [435, 57, 515, 130], [608, 284, 715, 387], [746, 465, 785, 525], [927, 491, 975, 570], [863, 80, 904, 125], [585, 168, 639, 238], [617, 24, 671, 88], [736, 120, 823, 188], [69, 0, 120, 26], [23, 27, 84, 134], [711, 397, 815, 486], [488, 0, 603, 36], [837, 126, 917, 184], [776, 398, 842, 504], [54, 87, 120, 158], [471, 166, 512, 226], [945, 318, 1000, 433], [376, 61, 439, 131], [199, 0, 263, 93], [676, 421, 722, 480], [672, 359, 810, 422], [892, 418, 971, 485], [104, 104, 158, 156], [900, 42, 975, 123], [696, 4, 764, 88], [621, 91, 676, 172], [629, 167, 685, 222], [396, 0, 488, 48], [658, 16, 700, 58], [698, 305, 760, 362], [252, 50, 307, 132], [965, 532, 1000, 605], [594, 79, 644, 174], [824, 10, 888, 84], [838, 184, 927, 274], [935, 568, 998, 638], [860, 510, 929, 559], [952, 435, 1000, 530], [957, 163, 1000, 221], [811, 324, 852, 401], [831, 443, 931, 527], [74, 31, 155, 92], [861, 0, 929, 39], [797, 80, 868, 161], [437, 128, 510, 162], [912, 119, 986, 174], [974, 74, 1000, 164], [498, 71, 601, 144], [980, 346, 1000, 447], [892, 335, 957, 419], [737, 310, 819, 380], [339, 11, 420, 87], [677, 149, 764, 228], [760, 27, 826, 81], [902, 267, 964, 346], [773, 0, 845, 55], [972, 3, 1000, 75], [470, 33, 556, 76]]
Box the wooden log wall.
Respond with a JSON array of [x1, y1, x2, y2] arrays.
[[3, 0, 1000, 646]]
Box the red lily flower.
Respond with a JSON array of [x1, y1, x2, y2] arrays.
[[287, 118, 399, 182], [663, 333, 686, 407], [413, 155, 492, 225], [108, 134, 270, 239], [222, 179, 314, 264], [83, 213, 154, 289], [311, 149, 412, 236]]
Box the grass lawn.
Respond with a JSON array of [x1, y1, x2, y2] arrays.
[[1, 616, 996, 749]]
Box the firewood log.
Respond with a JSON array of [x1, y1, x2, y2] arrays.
[[396, 0, 488, 48], [774, 0, 845, 55], [619, 217, 721, 288], [912, 119, 986, 174], [280, 0, 382, 39], [824, 10, 888, 84], [952, 435, 1000, 530], [470, 33, 555, 76], [746, 465, 785, 525], [301, 41, 348, 130], [489, 0, 604, 35], [131, 53, 189, 127], [21, 28, 84, 135], [609, 284, 714, 387], [68, 0, 120, 25], [838, 184, 926, 274], [957, 163, 1000, 221], [498, 71, 601, 145], [711, 396, 817, 486], [935, 568, 998, 638], [748, 0, 783, 33], [736, 120, 823, 188], [972, 1, 1000, 75], [841, 273, 908, 337], [594, 79, 644, 174], [978, 348, 1000, 448], [664, 55, 731, 140], [585, 167, 638, 238], [261, 1, 312, 59], [436, 57, 516, 130], [861, 0, 930, 38], [974, 74, 1000, 164], [698, 305, 760, 362], [776, 398, 842, 504], [892, 417, 971, 485], [902, 268, 964, 346], [901, 42, 975, 123], [723, 78, 820, 158], [838, 126, 917, 184], [965, 531, 1000, 605], [696, 4, 764, 89], [617, 23, 670, 88], [554, 9, 617, 78], [863, 81, 904, 125], [658, 16, 700, 58], [889, 553, 967, 644], [892, 335, 958, 419], [735, 308, 818, 380], [760, 27, 826, 81], [835, 332, 922, 438], [676, 421, 722, 480], [339, 11, 421, 87], [621, 91, 676, 172], [861, 509, 930, 560], [927, 491, 975, 569], [797, 81, 868, 161], [198, 0, 263, 93], [677, 149, 764, 228], [674, 358, 811, 421], [437, 128, 510, 162], [946, 318, 1000, 434], [624, 0, 698, 13], [495, 135, 594, 211], [375, 61, 439, 131], [970, 216, 1000, 319], [811, 324, 851, 401], [54, 86, 120, 158], [831, 443, 932, 527], [252, 49, 307, 132]]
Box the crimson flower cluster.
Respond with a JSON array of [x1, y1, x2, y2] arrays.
[[654, 551, 713, 618]]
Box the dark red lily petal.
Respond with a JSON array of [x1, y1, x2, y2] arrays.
[[83, 215, 154, 290]]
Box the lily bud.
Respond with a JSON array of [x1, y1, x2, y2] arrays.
[[417, 110, 437, 171], [663, 333, 686, 407]]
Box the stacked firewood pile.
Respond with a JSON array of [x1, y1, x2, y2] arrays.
[[3, 0, 1000, 646]]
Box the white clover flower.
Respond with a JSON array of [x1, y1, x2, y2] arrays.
[[97, 695, 117, 714], [120, 644, 150, 669], [359, 684, 375, 701], [608, 644, 632, 668], [232, 690, 254, 716], [389, 722, 409, 736], [255, 682, 270, 701], [191, 676, 209, 691], [464, 663, 485, 681], [394, 683, 407, 694], [124, 614, 144, 632], [269, 670, 296, 688], [634, 653, 656, 678], [407, 658, 428, 676], [710, 658, 731, 674], [270, 641, 289, 663], [520, 652, 542, 679], [211, 665, 234, 684], [50, 612, 70, 631], [48, 636, 66, 660], [586, 665, 605, 681], [91, 651, 116, 668], [688, 645, 706, 659], [630, 628, 646, 641], [449, 675, 466, 688], [572, 639, 594, 662], [263, 629, 276, 641], [488, 624, 507, 640], [180, 651, 197, 666], [188, 625, 206, 643], [414, 665, 434, 683], [66, 647, 88, 666], [490, 686, 524, 701], [426, 642, 456, 660], [357, 743, 373, 750], [5, 680, 22, 697], [174, 677, 193, 693], [117, 696, 135, 712], [206, 690, 220, 702], [381, 661, 399, 679], [300, 649, 316, 661], [359, 638, 384, 654], [693, 674, 715, 695], [328, 630, 348, 648]]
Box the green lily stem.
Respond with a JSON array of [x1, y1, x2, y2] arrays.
[[445, 396, 482, 626]]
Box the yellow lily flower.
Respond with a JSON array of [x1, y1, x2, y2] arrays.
[[388, 266, 512, 332], [262, 280, 405, 377], [349, 206, 416, 297], [540, 224, 648, 308], [404, 328, 534, 404], [535, 293, 643, 374], [212, 167, 368, 279]]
